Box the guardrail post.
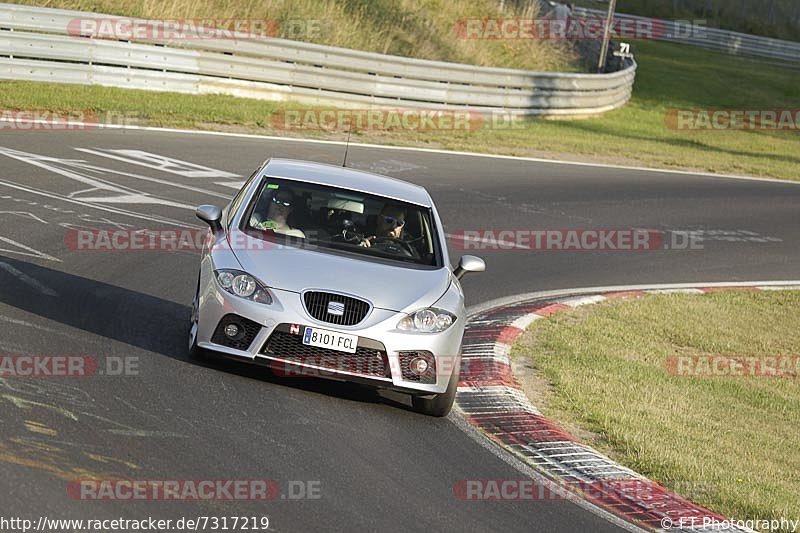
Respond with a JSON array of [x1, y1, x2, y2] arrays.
[[598, 0, 618, 72]]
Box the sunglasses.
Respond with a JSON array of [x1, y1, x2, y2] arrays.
[[383, 216, 405, 227], [272, 196, 292, 207]]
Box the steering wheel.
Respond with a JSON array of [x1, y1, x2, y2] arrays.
[[403, 235, 426, 245], [370, 236, 417, 257], [339, 227, 364, 243]]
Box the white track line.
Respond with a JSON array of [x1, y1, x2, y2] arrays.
[[1, 119, 798, 186], [0, 235, 62, 263], [0, 179, 196, 228], [468, 280, 800, 317], [73, 150, 232, 199], [0, 260, 58, 296]]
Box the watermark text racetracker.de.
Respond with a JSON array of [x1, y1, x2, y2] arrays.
[[67, 17, 331, 40], [0, 110, 136, 131], [271, 108, 524, 132], [66, 228, 214, 252], [455, 481, 798, 533], [64, 228, 310, 252], [0, 354, 139, 377], [665, 109, 800, 131], [449, 229, 703, 251], [268, 351, 473, 381], [454, 478, 655, 501], [67, 479, 321, 501], [666, 355, 800, 378], [453, 17, 707, 41], [453, 478, 718, 504]]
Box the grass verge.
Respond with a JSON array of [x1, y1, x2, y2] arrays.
[[1, 40, 798, 180], [6, 0, 576, 71], [512, 290, 800, 526], [570, 0, 800, 42]]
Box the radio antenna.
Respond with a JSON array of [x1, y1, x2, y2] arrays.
[[342, 124, 352, 168]]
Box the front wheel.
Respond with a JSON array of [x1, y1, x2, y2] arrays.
[[188, 278, 209, 362], [411, 367, 458, 417]]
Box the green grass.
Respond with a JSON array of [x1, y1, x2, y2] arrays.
[[570, 0, 800, 41], [7, 0, 577, 71], [512, 290, 800, 528], [1, 36, 799, 180]]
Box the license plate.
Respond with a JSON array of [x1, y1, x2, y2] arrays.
[[302, 327, 358, 354]]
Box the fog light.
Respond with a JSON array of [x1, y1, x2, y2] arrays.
[[224, 324, 240, 338], [409, 357, 429, 375]]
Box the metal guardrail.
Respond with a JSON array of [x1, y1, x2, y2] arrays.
[[572, 6, 800, 66], [0, 3, 636, 117]]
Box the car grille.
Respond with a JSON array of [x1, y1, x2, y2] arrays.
[[211, 314, 262, 351], [303, 291, 370, 326], [260, 325, 389, 379]]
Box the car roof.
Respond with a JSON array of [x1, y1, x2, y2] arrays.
[[261, 158, 432, 207]]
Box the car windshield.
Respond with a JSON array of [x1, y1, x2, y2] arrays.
[[239, 177, 441, 267]]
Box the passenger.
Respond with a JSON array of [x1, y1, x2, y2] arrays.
[[250, 188, 306, 239]]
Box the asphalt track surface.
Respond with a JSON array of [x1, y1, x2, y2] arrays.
[[0, 128, 797, 532]]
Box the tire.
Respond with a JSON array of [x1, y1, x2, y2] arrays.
[[411, 366, 459, 417], [188, 277, 208, 362]]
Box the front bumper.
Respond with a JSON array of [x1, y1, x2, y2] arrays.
[[196, 283, 464, 395]]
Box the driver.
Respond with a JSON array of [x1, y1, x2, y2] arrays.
[[250, 187, 306, 239], [360, 204, 406, 248]]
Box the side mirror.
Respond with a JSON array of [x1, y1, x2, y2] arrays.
[[196, 205, 223, 232], [453, 255, 485, 280]]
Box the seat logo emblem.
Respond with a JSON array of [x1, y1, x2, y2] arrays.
[[327, 301, 345, 316]]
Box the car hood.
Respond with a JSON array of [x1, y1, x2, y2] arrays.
[[230, 232, 451, 312]]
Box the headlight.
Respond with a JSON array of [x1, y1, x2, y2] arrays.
[[397, 308, 456, 333], [214, 270, 272, 304]]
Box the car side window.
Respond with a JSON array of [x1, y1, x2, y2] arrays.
[[226, 168, 261, 228]]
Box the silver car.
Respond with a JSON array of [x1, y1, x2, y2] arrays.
[[189, 159, 484, 416]]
